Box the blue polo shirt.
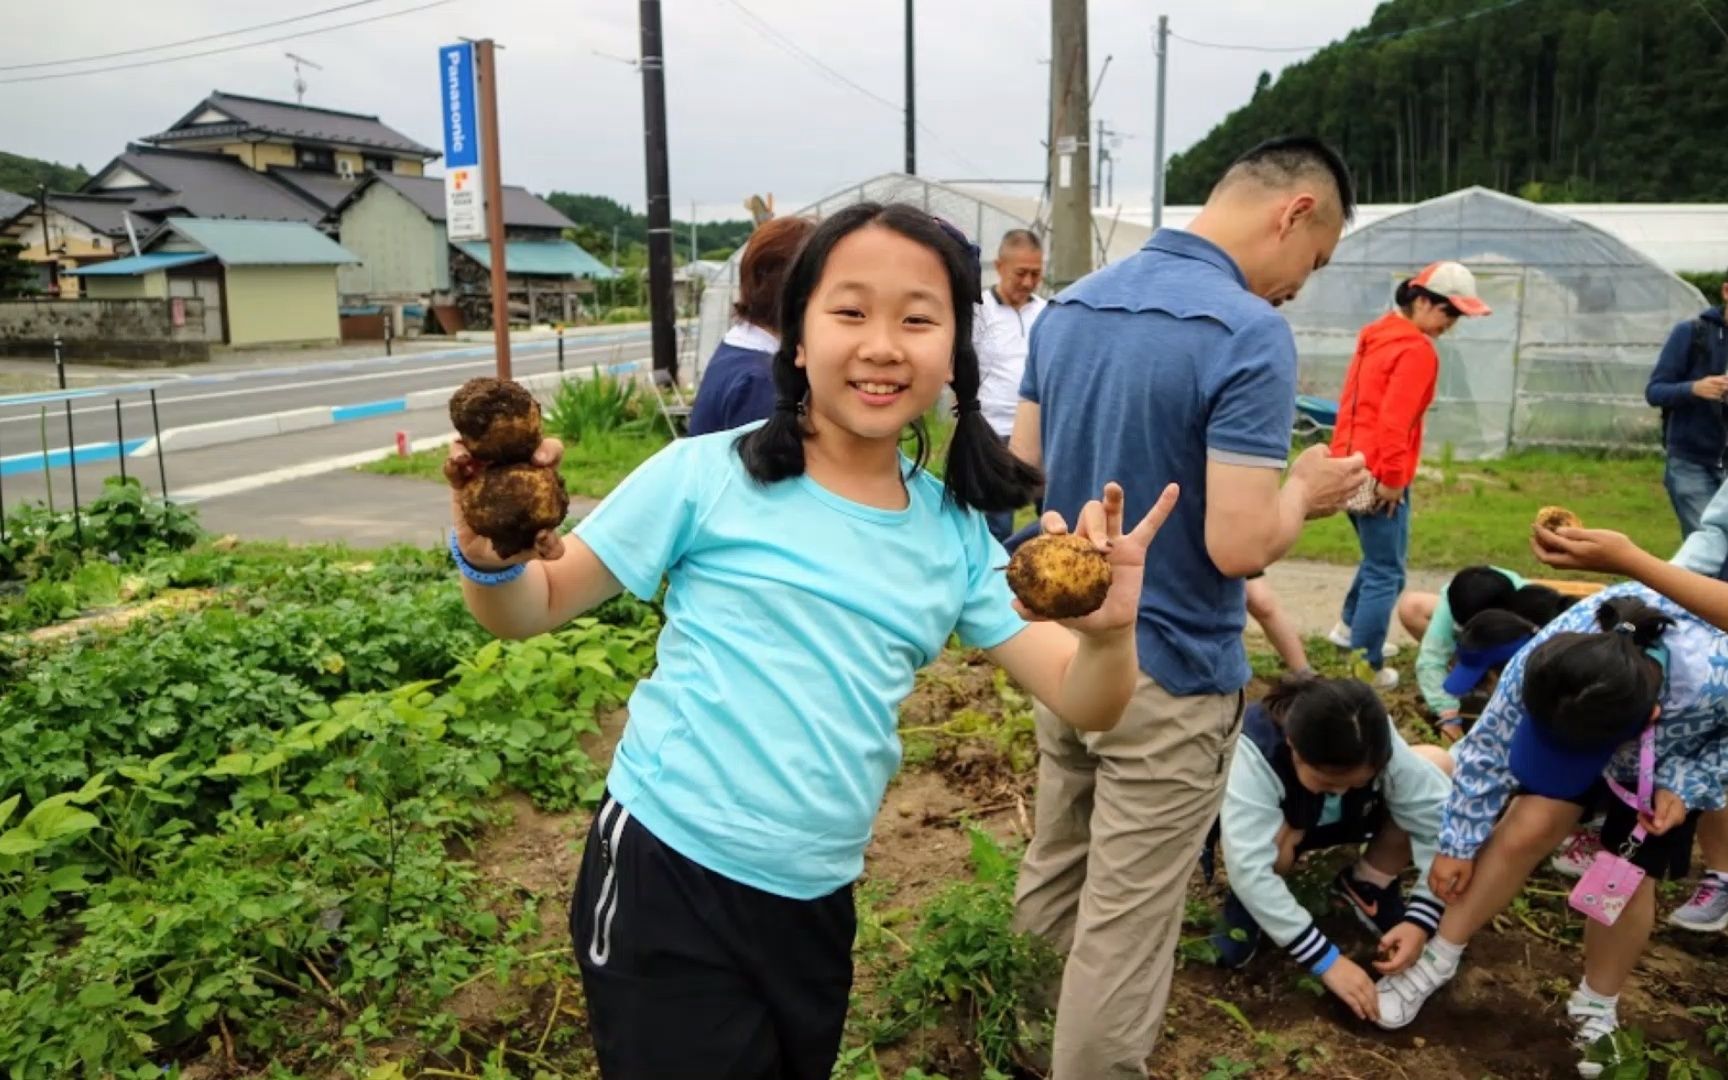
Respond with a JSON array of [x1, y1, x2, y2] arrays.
[[1020, 230, 1297, 696]]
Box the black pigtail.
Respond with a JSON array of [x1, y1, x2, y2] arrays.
[[943, 335, 1042, 513]]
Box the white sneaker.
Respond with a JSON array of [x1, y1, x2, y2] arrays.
[[1568, 990, 1618, 1078], [1327, 621, 1400, 657], [1371, 667, 1400, 691], [1374, 943, 1457, 1029], [1549, 827, 1604, 879], [1667, 874, 1728, 932]]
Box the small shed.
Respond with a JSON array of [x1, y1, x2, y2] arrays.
[[72, 218, 357, 347], [450, 239, 615, 326]]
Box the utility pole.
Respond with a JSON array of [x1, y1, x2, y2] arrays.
[[639, 0, 678, 378], [690, 200, 698, 264], [1152, 15, 1169, 230], [1048, 0, 1092, 287], [904, 0, 916, 174], [473, 39, 511, 378], [36, 185, 58, 297]]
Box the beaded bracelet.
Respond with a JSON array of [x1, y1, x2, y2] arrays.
[[448, 529, 526, 586]]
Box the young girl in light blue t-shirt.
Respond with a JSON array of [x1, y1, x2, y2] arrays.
[[443, 203, 1178, 1080]]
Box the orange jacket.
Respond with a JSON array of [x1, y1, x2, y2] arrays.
[[1330, 312, 1439, 489]]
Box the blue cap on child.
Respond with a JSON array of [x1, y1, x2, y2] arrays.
[[1507, 709, 1643, 800], [1442, 635, 1532, 696]]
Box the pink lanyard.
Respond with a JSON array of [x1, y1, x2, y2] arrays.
[[1602, 725, 1657, 844]]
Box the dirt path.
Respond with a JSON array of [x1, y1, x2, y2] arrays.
[[1249, 558, 1452, 653]]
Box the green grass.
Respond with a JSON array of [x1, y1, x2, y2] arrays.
[[362, 426, 672, 500], [1289, 449, 1674, 574]]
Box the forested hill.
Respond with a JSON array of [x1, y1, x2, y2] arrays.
[[1165, 0, 1728, 205], [0, 151, 88, 198]]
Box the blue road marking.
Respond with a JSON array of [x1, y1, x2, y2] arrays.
[[0, 438, 149, 477], [331, 399, 408, 422]]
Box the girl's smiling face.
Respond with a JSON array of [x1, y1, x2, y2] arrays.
[[796, 224, 955, 444]]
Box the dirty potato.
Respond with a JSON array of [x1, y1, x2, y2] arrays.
[[1006, 533, 1113, 620], [458, 463, 570, 559], [1534, 505, 1582, 532], [449, 377, 543, 463]]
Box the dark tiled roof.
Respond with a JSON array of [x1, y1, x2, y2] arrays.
[[353, 172, 576, 230], [0, 190, 29, 224], [267, 166, 360, 211], [88, 146, 327, 225], [144, 91, 438, 159], [45, 194, 140, 236]]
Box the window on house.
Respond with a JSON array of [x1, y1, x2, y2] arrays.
[[363, 154, 394, 175], [295, 144, 336, 173]]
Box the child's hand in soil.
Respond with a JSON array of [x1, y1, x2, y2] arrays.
[[1321, 956, 1380, 1022], [1429, 854, 1475, 903], [445, 437, 567, 568], [1374, 923, 1429, 975], [1022, 481, 1179, 637], [1272, 824, 1305, 875]]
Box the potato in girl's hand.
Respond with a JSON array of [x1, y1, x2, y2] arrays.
[[1534, 505, 1582, 532], [458, 463, 569, 558], [1007, 534, 1113, 620], [449, 377, 543, 463]]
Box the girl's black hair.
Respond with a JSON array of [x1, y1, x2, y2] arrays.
[[1446, 565, 1517, 626], [735, 201, 1042, 513], [1394, 279, 1462, 318], [1506, 583, 1576, 628], [1523, 596, 1672, 751], [1261, 673, 1393, 773], [1457, 608, 1539, 654]]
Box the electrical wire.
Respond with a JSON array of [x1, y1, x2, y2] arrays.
[[717, 0, 995, 178], [1169, 0, 1537, 56], [0, 0, 456, 86], [0, 0, 397, 72]]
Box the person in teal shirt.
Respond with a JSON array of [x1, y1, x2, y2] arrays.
[[1409, 566, 1524, 735], [442, 203, 1180, 1080]]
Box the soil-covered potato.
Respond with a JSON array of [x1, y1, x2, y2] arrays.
[[449, 377, 543, 463], [459, 464, 570, 559], [1534, 505, 1582, 532], [1006, 533, 1112, 620]]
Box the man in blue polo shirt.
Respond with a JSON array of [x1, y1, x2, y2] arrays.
[[1009, 136, 1368, 1079]]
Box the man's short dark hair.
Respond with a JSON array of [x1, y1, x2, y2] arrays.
[[1217, 135, 1356, 224], [998, 228, 1042, 255]]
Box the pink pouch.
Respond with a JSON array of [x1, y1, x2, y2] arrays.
[[1569, 850, 1647, 926]]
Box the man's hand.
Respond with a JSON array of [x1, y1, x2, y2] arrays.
[[1374, 923, 1430, 975], [1640, 788, 1688, 836], [1288, 445, 1369, 518], [1693, 375, 1728, 401], [1429, 854, 1475, 904], [1530, 524, 1641, 577], [1321, 956, 1380, 1022]]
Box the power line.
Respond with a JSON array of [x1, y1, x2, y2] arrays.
[[1695, 0, 1728, 45], [1168, 0, 1537, 56], [0, 0, 456, 86], [717, 0, 994, 177], [0, 0, 396, 72]]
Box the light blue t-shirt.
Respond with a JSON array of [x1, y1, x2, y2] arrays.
[[575, 427, 1027, 899]]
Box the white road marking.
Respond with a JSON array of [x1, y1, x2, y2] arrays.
[[172, 433, 458, 504]]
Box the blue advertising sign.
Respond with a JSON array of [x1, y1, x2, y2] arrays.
[[438, 42, 486, 240], [439, 43, 479, 169]]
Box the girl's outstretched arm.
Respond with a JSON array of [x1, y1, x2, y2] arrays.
[[1532, 524, 1728, 634], [447, 438, 624, 639], [989, 482, 1180, 732]]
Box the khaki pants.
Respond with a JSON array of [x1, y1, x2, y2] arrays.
[[1013, 674, 1244, 1080]]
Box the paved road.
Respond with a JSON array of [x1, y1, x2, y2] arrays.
[[0, 330, 655, 516]]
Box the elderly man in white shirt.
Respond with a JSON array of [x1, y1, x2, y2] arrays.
[[973, 228, 1048, 542]]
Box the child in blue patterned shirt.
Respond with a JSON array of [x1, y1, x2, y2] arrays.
[[1372, 585, 1728, 1077]]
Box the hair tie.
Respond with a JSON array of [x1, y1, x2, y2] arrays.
[[952, 398, 982, 418], [1614, 621, 1636, 636], [773, 399, 804, 416]]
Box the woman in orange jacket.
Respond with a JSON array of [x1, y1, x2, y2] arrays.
[[1330, 262, 1491, 690]]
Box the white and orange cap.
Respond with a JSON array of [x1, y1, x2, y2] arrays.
[[1411, 261, 1491, 316]]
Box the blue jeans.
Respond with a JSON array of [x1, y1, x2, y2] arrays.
[[986, 509, 1015, 545], [1664, 457, 1725, 542], [1340, 498, 1412, 670]]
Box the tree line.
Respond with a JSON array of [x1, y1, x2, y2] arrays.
[[1166, 0, 1728, 206]]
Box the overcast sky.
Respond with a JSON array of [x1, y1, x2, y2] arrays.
[[0, 0, 1383, 221]]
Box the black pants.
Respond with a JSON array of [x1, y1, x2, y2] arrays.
[[571, 795, 855, 1080]]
